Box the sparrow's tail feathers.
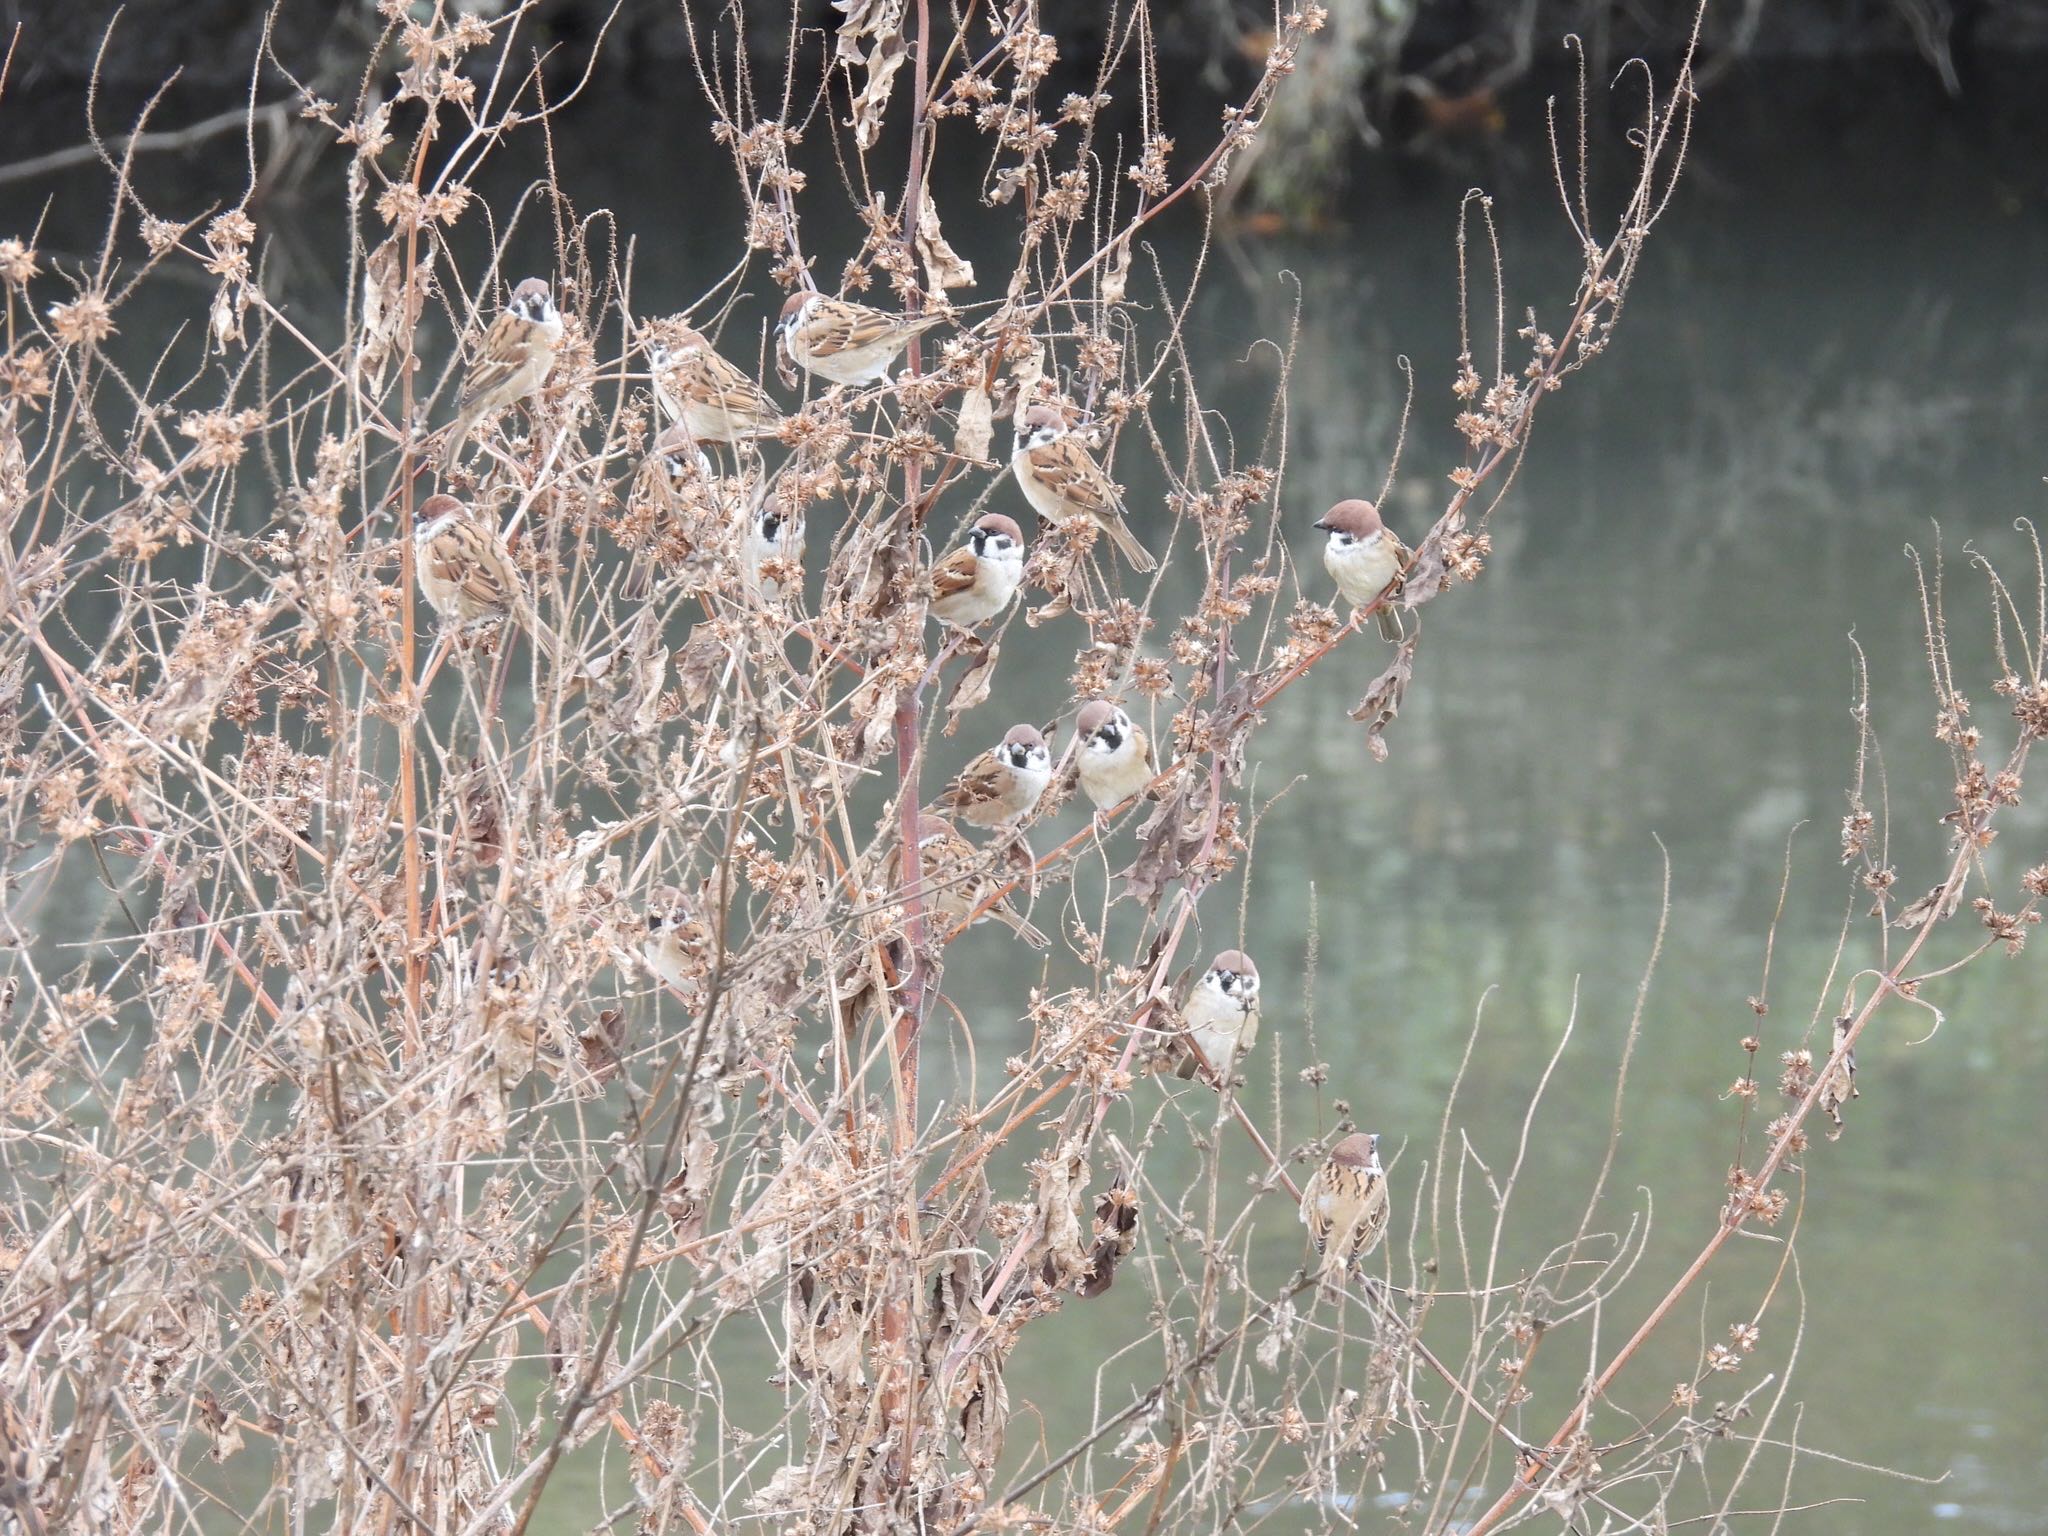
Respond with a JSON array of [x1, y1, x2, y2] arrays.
[[1105, 516, 1158, 573], [438, 414, 475, 474], [998, 909, 1051, 950], [1172, 1050, 1202, 1082], [1374, 602, 1403, 643]]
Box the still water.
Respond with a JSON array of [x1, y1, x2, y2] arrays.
[[9, 54, 2048, 1535]]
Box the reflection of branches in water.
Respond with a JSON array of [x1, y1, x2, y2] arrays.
[[0, 3, 2035, 1536]]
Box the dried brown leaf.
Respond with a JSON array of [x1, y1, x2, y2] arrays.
[[1893, 879, 1964, 930], [954, 380, 994, 463], [916, 188, 975, 291], [1078, 1175, 1139, 1298], [1349, 636, 1418, 761], [1118, 778, 1206, 911], [942, 640, 998, 733], [837, 0, 909, 151]]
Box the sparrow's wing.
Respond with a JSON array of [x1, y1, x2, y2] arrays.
[[1376, 534, 1414, 639], [928, 544, 982, 602], [455, 311, 540, 412], [936, 751, 1006, 813], [1027, 436, 1128, 520], [1298, 1166, 1333, 1251], [696, 351, 783, 426], [810, 298, 943, 352], [1348, 1173, 1390, 1259]]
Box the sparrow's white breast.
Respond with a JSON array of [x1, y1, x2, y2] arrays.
[[1325, 530, 1402, 606]]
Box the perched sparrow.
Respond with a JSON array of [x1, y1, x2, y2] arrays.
[[1074, 700, 1157, 813], [933, 723, 1052, 828], [1300, 1132, 1390, 1281], [1316, 498, 1409, 641], [929, 513, 1026, 629], [441, 277, 563, 470], [1171, 949, 1260, 1083], [777, 290, 946, 386], [1012, 404, 1156, 572], [741, 497, 807, 603], [898, 813, 1048, 949], [414, 493, 526, 628], [649, 424, 717, 489], [1817, 1013, 1859, 1141], [643, 888, 710, 996], [650, 329, 783, 444]]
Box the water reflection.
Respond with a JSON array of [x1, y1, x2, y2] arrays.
[[7, 60, 2048, 1535]]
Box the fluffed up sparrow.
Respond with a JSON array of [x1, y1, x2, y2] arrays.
[[441, 276, 563, 471], [932, 723, 1052, 828], [1171, 949, 1260, 1084], [1317, 498, 1409, 641], [899, 813, 1048, 949], [741, 494, 806, 604], [1012, 404, 1156, 572], [1300, 1131, 1390, 1282], [414, 493, 529, 630], [1074, 700, 1158, 813], [777, 290, 946, 386], [650, 328, 784, 444], [928, 513, 1025, 629]]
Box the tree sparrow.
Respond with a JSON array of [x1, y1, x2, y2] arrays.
[[644, 887, 710, 997], [1011, 404, 1156, 572], [1316, 498, 1409, 641], [650, 424, 717, 490], [928, 513, 1025, 629], [777, 290, 946, 386], [1300, 1132, 1390, 1281], [1171, 949, 1260, 1083], [441, 277, 563, 470], [414, 493, 526, 628], [649, 328, 784, 444], [1074, 700, 1157, 813], [742, 498, 806, 604], [932, 724, 1052, 828], [898, 813, 1048, 948]]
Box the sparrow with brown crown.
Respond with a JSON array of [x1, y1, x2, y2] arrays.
[[1171, 949, 1261, 1084], [441, 277, 563, 471], [929, 514, 1025, 629], [1074, 700, 1157, 814], [1316, 498, 1409, 641], [1012, 404, 1156, 572], [1300, 1132, 1390, 1283], [898, 813, 1049, 949], [933, 724, 1052, 829], [649, 328, 783, 444], [415, 494, 526, 629], [777, 291, 946, 386]]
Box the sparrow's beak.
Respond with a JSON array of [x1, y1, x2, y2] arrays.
[[1312, 520, 1332, 531]]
